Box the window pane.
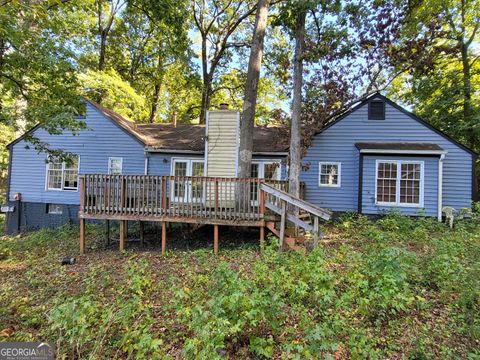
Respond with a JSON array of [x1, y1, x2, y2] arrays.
[[173, 161, 187, 198], [320, 163, 339, 186], [63, 155, 79, 190], [191, 162, 205, 200], [109, 158, 122, 174], [400, 163, 421, 204], [377, 162, 397, 203], [264, 163, 279, 180], [47, 157, 63, 190], [250, 163, 259, 178]]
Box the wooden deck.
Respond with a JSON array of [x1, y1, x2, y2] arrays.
[[78, 174, 326, 254]]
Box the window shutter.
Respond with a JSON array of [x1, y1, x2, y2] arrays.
[[368, 101, 385, 120]]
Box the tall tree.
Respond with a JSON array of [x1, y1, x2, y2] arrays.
[[288, 5, 307, 199], [238, 0, 270, 178], [96, 0, 125, 72], [0, 1, 85, 145], [192, 0, 257, 124]]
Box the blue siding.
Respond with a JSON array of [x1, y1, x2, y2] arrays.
[[301, 97, 473, 215], [362, 155, 438, 217], [147, 153, 204, 175], [9, 103, 146, 205]]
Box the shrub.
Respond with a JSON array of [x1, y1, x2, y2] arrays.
[[48, 260, 163, 359]]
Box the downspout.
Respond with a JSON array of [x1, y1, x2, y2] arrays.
[[144, 151, 149, 175], [437, 153, 446, 221]]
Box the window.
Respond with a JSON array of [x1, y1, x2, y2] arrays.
[[319, 162, 341, 187], [376, 160, 423, 206], [171, 159, 205, 201], [250, 161, 281, 180], [108, 157, 123, 175], [47, 204, 63, 214], [46, 155, 79, 191], [368, 100, 385, 120]]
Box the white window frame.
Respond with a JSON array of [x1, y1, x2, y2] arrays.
[[47, 204, 63, 214], [108, 157, 123, 175], [375, 160, 424, 208], [45, 155, 80, 192], [251, 160, 282, 180], [170, 158, 206, 202], [318, 162, 341, 188]]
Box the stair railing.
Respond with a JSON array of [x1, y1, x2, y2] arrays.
[[260, 183, 332, 249]]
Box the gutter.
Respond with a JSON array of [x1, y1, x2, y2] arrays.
[[359, 149, 448, 156], [437, 153, 446, 221]]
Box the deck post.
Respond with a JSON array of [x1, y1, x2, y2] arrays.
[[161, 221, 167, 255], [279, 200, 286, 251], [80, 218, 85, 254], [214, 224, 219, 255], [313, 216, 319, 248], [259, 183, 265, 253], [139, 221, 144, 246], [79, 176, 85, 254], [120, 220, 126, 251], [105, 220, 110, 246]]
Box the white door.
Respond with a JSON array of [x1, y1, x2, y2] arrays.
[[250, 161, 281, 204], [172, 159, 205, 202]]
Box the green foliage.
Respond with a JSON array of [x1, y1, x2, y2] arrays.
[[1, 216, 479, 358], [48, 260, 164, 358], [79, 69, 149, 121]]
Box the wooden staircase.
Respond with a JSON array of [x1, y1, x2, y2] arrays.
[[260, 184, 331, 252]]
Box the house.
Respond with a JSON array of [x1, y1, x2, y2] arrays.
[[3, 93, 477, 235]]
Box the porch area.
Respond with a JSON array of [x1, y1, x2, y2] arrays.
[[78, 174, 330, 254]]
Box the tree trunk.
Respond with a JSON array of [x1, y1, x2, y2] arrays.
[[199, 34, 209, 124], [199, 82, 212, 124], [149, 83, 161, 123], [460, 42, 474, 147], [288, 10, 306, 199], [99, 32, 107, 71], [238, 0, 270, 178]]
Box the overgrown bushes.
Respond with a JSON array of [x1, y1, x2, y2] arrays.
[[0, 214, 479, 358]]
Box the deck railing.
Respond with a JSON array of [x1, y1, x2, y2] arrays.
[[80, 174, 302, 223]]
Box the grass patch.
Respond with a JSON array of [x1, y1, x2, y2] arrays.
[[0, 214, 479, 359]]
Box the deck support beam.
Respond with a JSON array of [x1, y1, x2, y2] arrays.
[[80, 218, 85, 255], [139, 221, 144, 246], [105, 220, 110, 246], [214, 225, 219, 255], [120, 220, 126, 251], [161, 222, 167, 255], [259, 226, 265, 253], [279, 200, 286, 251]]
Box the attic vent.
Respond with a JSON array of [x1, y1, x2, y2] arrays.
[[368, 100, 385, 120]]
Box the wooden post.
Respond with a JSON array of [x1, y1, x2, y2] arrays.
[[313, 216, 319, 248], [105, 219, 110, 246], [279, 200, 286, 251], [139, 221, 144, 246], [79, 176, 85, 254], [161, 177, 167, 216], [214, 224, 219, 255], [120, 220, 126, 251], [259, 183, 265, 253], [161, 221, 167, 255], [80, 218, 85, 254]]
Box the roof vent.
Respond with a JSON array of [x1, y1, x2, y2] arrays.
[[219, 103, 229, 110], [368, 100, 385, 120]]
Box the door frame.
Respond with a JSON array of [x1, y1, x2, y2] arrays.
[[170, 157, 206, 202]]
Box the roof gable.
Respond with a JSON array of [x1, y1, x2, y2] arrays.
[[317, 93, 477, 157]]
